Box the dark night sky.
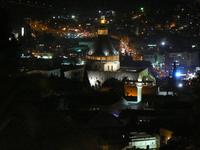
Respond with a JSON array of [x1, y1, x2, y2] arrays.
[[49, 0, 196, 10], [2, 0, 198, 12], [49, 0, 195, 6], [2, 0, 198, 25], [39, 0, 199, 14], [5, 0, 197, 10]]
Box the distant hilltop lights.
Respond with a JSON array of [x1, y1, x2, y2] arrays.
[[100, 19, 107, 24], [100, 16, 107, 24]]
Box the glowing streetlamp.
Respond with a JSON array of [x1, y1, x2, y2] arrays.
[[161, 41, 166, 46], [178, 83, 183, 88], [140, 7, 144, 12], [71, 15, 75, 19], [175, 71, 181, 78]]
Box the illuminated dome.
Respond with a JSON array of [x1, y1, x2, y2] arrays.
[[88, 36, 119, 57], [87, 16, 119, 60], [86, 36, 120, 62]]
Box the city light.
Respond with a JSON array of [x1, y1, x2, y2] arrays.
[[71, 15, 76, 19], [192, 45, 196, 48], [104, 51, 109, 56], [62, 27, 66, 31], [186, 73, 196, 80], [178, 83, 183, 88], [148, 44, 157, 47], [140, 7, 144, 12], [161, 41, 166, 46], [175, 71, 182, 78], [21, 27, 25, 36], [100, 19, 106, 24]]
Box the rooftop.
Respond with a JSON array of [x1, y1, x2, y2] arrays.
[[88, 36, 119, 57]]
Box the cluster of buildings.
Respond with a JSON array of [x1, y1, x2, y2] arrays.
[[3, 1, 200, 150], [19, 14, 200, 103], [11, 5, 200, 150], [13, 6, 200, 80], [29, 18, 157, 104], [143, 50, 200, 77]]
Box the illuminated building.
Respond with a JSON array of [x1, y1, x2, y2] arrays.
[[124, 69, 156, 103], [167, 51, 200, 73], [31, 52, 53, 59], [65, 17, 156, 103], [86, 16, 120, 72], [123, 132, 160, 150]]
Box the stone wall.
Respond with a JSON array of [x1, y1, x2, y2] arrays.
[[87, 71, 139, 87]]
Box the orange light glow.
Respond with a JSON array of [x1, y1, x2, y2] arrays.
[[100, 19, 107, 24], [170, 23, 176, 28], [124, 85, 137, 97]]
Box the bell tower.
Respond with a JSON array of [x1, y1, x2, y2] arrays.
[[97, 16, 108, 35]]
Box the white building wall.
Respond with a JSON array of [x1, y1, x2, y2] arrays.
[[104, 61, 120, 71], [87, 71, 139, 87], [131, 138, 157, 149]]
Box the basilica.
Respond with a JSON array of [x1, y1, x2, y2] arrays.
[[64, 18, 156, 103]]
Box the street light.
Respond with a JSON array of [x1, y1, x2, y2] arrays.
[[175, 71, 181, 78], [71, 15, 75, 19], [178, 83, 183, 88], [161, 41, 166, 46], [140, 7, 144, 12]]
